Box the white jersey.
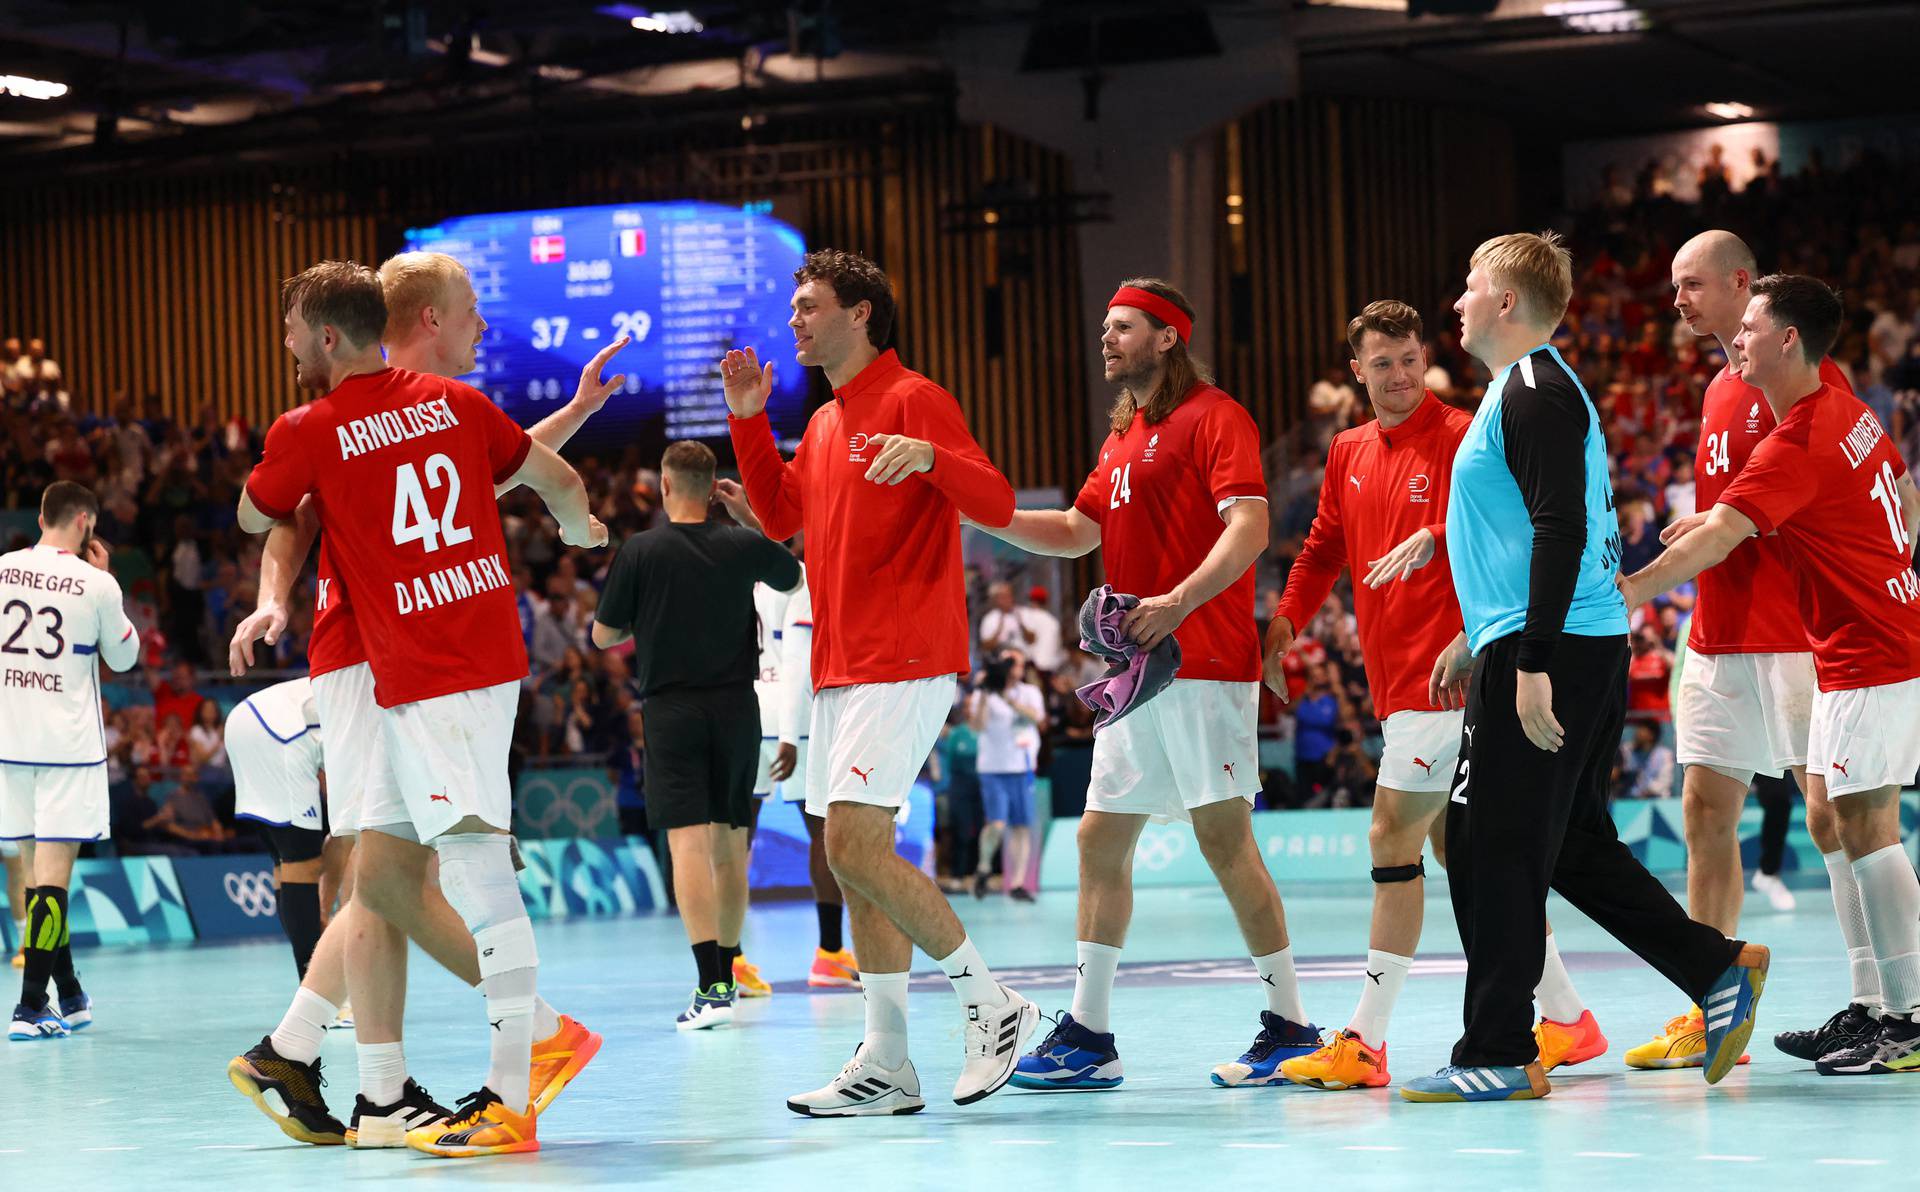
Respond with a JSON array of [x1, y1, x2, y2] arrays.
[[754, 582, 791, 733], [0, 545, 140, 765], [778, 581, 813, 746], [227, 676, 325, 829]]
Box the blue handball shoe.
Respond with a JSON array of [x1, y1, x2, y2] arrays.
[[9, 1001, 70, 1042], [1400, 1061, 1549, 1102], [1210, 1011, 1323, 1087], [1010, 1013, 1124, 1090], [59, 992, 92, 1030], [1702, 943, 1769, 1085]]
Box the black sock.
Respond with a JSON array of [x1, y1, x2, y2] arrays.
[[816, 901, 844, 954], [278, 881, 324, 981], [692, 939, 722, 989], [719, 944, 740, 982], [20, 886, 66, 1010]]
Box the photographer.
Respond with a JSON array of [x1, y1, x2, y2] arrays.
[[966, 654, 1047, 901]]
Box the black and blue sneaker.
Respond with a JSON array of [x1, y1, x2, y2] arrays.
[[9, 1001, 69, 1042], [1701, 943, 1769, 1085], [1401, 1061, 1549, 1103], [1210, 1011, 1323, 1087], [676, 983, 736, 1031], [58, 992, 92, 1030], [1010, 1012, 1124, 1091]]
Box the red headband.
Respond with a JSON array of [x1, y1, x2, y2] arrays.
[[1109, 286, 1193, 344]]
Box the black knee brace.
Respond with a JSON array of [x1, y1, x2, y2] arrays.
[[1371, 860, 1426, 884]]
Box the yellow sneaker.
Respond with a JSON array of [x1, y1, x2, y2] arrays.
[[733, 956, 773, 999], [406, 1089, 539, 1158], [808, 948, 861, 988], [1280, 1028, 1391, 1090], [1534, 1009, 1608, 1071], [1624, 1007, 1747, 1070], [529, 1014, 603, 1115]]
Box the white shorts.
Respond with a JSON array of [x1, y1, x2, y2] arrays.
[[1377, 708, 1465, 794], [227, 700, 326, 832], [1806, 677, 1920, 797], [753, 738, 781, 797], [1675, 650, 1814, 783], [380, 680, 519, 841], [1087, 680, 1260, 824], [0, 762, 109, 842], [312, 663, 401, 838], [805, 676, 953, 819], [751, 738, 812, 803]]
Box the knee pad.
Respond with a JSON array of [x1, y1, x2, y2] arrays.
[[436, 833, 536, 976], [1371, 860, 1426, 884]]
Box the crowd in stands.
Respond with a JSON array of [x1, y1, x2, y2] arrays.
[[6, 147, 1919, 870]]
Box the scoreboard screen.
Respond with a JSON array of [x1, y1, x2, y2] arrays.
[[402, 199, 809, 446]]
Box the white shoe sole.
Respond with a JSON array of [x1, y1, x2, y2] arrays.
[[676, 1006, 735, 1032], [953, 994, 1039, 1105], [347, 1118, 410, 1148], [787, 1090, 926, 1117]]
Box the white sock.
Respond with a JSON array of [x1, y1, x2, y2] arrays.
[[1852, 845, 1920, 1017], [1070, 941, 1122, 1033], [1825, 849, 1884, 1009], [860, 970, 911, 1069], [356, 1040, 408, 1105], [1252, 946, 1308, 1024], [1533, 934, 1586, 1023], [533, 995, 561, 1040], [937, 936, 1006, 1008], [1346, 949, 1413, 1048], [436, 834, 537, 1114], [269, 987, 337, 1065], [482, 965, 537, 1112]]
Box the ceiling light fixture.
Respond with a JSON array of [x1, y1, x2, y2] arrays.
[[1543, 1, 1648, 34], [1704, 101, 1755, 120], [1, 74, 69, 100]]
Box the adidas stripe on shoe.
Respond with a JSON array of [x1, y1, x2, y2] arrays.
[[787, 1045, 926, 1117], [953, 985, 1038, 1105]]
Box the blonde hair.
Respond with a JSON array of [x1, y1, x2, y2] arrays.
[[1470, 231, 1573, 328], [377, 251, 470, 344]]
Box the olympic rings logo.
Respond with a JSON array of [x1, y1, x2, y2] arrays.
[[225, 870, 279, 918]]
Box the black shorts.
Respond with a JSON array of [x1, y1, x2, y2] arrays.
[[643, 684, 760, 831], [263, 821, 326, 865]]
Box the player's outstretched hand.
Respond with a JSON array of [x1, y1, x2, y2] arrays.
[[863, 434, 934, 485], [713, 478, 764, 534], [574, 335, 632, 413], [1364, 527, 1435, 588], [562, 516, 609, 549], [229, 604, 289, 676], [1261, 615, 1296, 701], [721, 347, 774, 418], [1515, 670, 1564, 753], [1659, 511, 1707, 546], [1616, 572, 1643, 610]]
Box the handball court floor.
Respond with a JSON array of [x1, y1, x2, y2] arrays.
[[3, 877, 1910, 1190]]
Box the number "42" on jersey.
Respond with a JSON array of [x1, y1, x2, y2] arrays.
[[392, 453, 474, 554]]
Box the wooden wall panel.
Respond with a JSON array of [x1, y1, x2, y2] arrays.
[[0, 113, 1085, 490], [1210, 97, 1517, 444]]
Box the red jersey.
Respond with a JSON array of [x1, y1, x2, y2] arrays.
[[245, 368, 533, 708], [1275, 393, 1468, 719], [1626, 647, 1673, 718], [1718, 382, 1920, 692], [730, 350, 1015, 691], [306, 532, 366, 678], [1689, 357, 1850, 655], [1073, 384, 1265, 683]]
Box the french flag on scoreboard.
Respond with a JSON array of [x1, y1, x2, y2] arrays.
[[617, 227, 646, 257], [530, 234, 566, 264]]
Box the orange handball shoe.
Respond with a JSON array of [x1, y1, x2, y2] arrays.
[[733, 956, 773, 999], [406, 1088, 539, 1158], [529, 1014, 604, 1116], [809, 948, 861, 988], [1534, 1009, 1608, 1071], [1280, 1029, 1391, 1090]]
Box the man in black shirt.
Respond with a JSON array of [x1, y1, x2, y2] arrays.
[[592, 441, 801, 1029]]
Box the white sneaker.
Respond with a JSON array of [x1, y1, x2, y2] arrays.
[[329, 1001, 355, 1031], [675, 985, 736, 1032], [953, 984, 1038, 1105], [787, 1045, 925, 1117], [1752, 871, 1796, 912]]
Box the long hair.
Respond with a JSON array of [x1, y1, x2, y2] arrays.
[[1108, 277, 1214, 433]]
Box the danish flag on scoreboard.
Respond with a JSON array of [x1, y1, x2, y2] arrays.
[[530, 235, 566, 264], [617, 227, 646, 257]]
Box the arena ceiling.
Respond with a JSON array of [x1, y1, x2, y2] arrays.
[[0, 0, 1912, 168]]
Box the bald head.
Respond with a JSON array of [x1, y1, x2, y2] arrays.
[[1672, 230, 1760, 346], [1676, 230, 1756, 279]]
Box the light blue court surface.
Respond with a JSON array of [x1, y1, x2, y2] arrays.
[[3, 879, 1911, 1189]]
